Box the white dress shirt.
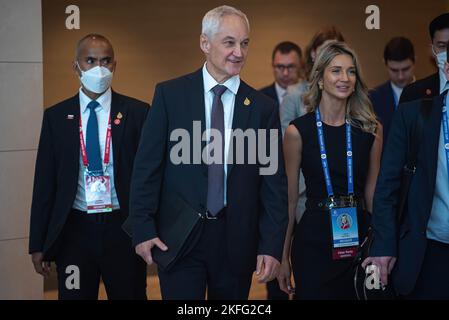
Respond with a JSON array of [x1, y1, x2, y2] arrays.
[[390, 81, 404, 107], [202, 63, 240, 205], [275, 82, 287, 105], [72, 87, 120, 211]]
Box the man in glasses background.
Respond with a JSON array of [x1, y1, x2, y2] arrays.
[[261, 41, 304, 106]]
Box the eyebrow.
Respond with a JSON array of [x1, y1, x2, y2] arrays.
[[222, 36, 249, 42], [84, 56, 112, 60], [329, 65, 355, 69], [389, 66, 412, 71]]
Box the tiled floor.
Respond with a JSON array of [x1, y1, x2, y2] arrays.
[[44, 274, 269, 300]]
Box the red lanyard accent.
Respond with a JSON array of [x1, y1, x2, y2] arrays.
[[79, 107, 112, 169]]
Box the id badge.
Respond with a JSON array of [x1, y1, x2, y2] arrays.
[[84, 174, 113, 214], [330, 207, 359, 260]]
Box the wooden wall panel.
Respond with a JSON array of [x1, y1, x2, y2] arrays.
[[43, 0, 448, 106]]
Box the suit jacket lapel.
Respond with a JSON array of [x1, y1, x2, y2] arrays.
[[433, 72, 440, 95], [425, 95, 444, 195], [66, 95, 81, 169], [187, 69, 207, 176], [383, 82, 396, 126], [110, 91, 127, 174], [387, 82, 396, 109], [227, 81, 252, 177], [61, 95, 81, 188], [269, 83, 277, 101]]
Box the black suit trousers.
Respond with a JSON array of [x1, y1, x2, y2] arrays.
[[55, 210, 147, 300], [158, 210, 253, 300], [404, 239, 449, 300]]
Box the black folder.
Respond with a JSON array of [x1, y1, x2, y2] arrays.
[[123, 192, 203, 271]]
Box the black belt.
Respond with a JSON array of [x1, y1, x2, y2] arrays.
[[201, 207, 227, 220], [306, 197, 366, 212], [69, 208, 125, 224]]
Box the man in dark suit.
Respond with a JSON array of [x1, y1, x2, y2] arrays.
[[260, 41, 303, 105], [363, 44, 449, 299], [370, 37, 415, 140], [400, 13, 449, 103], [129, 5, 288, 300], [29, 34, 149, 300]]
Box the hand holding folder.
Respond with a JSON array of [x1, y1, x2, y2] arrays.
[[135, 237, 168, 266], [123, 192, 203, 271]]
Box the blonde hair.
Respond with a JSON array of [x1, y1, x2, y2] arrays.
[[303, 41, 378, 134]]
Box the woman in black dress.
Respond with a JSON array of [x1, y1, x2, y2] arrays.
[[278, 41, 383, 299]]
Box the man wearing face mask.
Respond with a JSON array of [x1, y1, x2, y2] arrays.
[[400, 13, 449, 103], [363, 41, 449, 299], [29, 34, 149, 300]]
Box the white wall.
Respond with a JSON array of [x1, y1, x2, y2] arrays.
[[0, 0, 44, 299]]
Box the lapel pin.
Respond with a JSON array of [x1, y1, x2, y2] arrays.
[[114, 119, 121, 125], [67, 114, 74, 120], [244, 98, 251, 106], [117, 112, 123, 119], [426, 89, 432, 96]]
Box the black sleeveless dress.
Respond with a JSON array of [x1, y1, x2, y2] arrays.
[[290, 112, 375, 300]]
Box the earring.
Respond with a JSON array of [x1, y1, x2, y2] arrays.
[[318, 82, 323, 90]]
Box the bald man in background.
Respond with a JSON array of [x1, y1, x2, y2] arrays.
[[29, 34, 149, 300]]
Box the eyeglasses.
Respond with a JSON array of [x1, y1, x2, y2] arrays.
[[273, 64, 298, 72]]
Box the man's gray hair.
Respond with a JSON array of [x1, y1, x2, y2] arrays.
[[201, 5, 250, 39]]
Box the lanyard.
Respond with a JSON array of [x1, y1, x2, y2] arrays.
[[79, 108, 112, 172], [315, 108, 354, 199], [441, 92, 449, 178]]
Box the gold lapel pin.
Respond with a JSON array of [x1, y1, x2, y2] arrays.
[[117, 112, 123, 119], [244, 98, 251, 106]]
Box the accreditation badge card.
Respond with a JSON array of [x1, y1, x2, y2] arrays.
[[84, 174, 113, 214], [79, 108, 113, 214], [330, 206, 359, 260]]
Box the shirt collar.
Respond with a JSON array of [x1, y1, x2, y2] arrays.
[[390, 81, 404, 98], [79, 87, 112, 114], [275, 82, 287, 101], [202, 62, 240, 95]]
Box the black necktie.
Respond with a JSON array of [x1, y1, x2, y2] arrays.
[[86, 100, 103, 175], [207, 85, 227, 215]]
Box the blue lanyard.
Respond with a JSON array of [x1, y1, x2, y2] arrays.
[[315, 108, 354, 198], [441, 92, 449, 178]]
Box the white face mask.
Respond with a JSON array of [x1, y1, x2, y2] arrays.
[[432, 46, 447, 71], [76, 62, 113, 94]]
